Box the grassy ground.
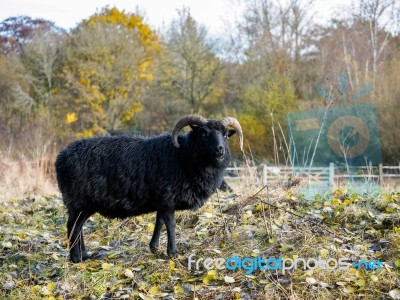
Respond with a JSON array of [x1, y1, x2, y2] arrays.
[[0, 180, 399, 299]]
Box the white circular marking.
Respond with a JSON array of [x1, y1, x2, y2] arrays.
[[327, 116, 370, 158]]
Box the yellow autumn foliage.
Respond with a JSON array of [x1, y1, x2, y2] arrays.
[[122, 102, 144, 122], [65, 112, 78, 124], [84, 7, 160, 52], [62, 7, 161, 136]]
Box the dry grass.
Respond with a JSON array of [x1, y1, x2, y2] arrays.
[[0, 144, 58, 201]]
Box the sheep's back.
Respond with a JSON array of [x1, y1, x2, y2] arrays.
[[55, 133, 227, 216], [55, 135, 176, 217]]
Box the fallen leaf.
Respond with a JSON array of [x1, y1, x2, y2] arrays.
[[148, 286, 160, 295], [124, 269, 134, 278], [306, 277, 317, 285], [173, 285, 184, 294], [138, 293, 154, 300], [389, 289, 400, 300], [370, 275, 379, 282], [319, 281, 330, 288], [2, 242, 12, 249], [31, 285, 41, 293], [3, 281, 15, 290], [203, 270, 217, 285], [99, 246, 113, 251], [354, 279, 365, 287], [147, 223, 155, 232], [203, 212, 214, 218], [395, 259, 400, 268], [47, 282, 55, 292], [342, 286, 355, 294], [224, 275, 235, 283], [268, 237, 277, 243], [169, 260, 175, 271], [41, 286, 53, 296], [320, 249, 329, 258], [102, 262, 113, 270], [343, 199, 351, 205]]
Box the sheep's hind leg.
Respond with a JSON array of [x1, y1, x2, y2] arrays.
[[67, 210, 91, 263], [149, 211, 164, 253], [161, 210, 179, 257]]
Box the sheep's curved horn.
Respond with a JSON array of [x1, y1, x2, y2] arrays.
[[171, 115, 207, 148], [221, 117, 244, 151]]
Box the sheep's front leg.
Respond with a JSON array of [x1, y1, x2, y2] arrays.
[[162, 210, 178, 257], [67, 210, 91, 263], [149, 211, 164, 253]]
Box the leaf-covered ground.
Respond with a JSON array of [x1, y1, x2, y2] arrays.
[[0, 185, 399, 299]]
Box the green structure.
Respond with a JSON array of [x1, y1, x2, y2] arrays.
[[287, 104, 382, 168]]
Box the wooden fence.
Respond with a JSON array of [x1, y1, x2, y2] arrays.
[[224, 163, 400, 189]]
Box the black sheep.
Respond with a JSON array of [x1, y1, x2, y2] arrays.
[[111, 131, 233, 193], [55, 115, 243, 263]]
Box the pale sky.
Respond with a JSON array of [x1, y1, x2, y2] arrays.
[[0, 0, 349, 35]]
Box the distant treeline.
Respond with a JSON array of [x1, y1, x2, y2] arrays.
[[0, 1, 399, 163]]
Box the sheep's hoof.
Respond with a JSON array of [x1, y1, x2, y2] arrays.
[[150, 247, 159, 254], [167, 249, 179, 258], [150, 241, 160, 254], [70, 252, 90, 263]]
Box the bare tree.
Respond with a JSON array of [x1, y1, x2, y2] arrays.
[[357, 0, 400, 90], [22, 29, 64, 106], [165, 8, 222, 113], [238, 0, 314, 61]]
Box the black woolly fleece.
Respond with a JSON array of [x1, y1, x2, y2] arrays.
[[55, 121, 235, 262]]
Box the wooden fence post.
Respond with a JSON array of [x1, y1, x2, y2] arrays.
[[379, 163, 383, 186], [262, 164, 267, 186], [329, 162, 335, 191]]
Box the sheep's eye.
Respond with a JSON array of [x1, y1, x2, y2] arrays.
[[224, 133, 229, 139], [201, 130, 208, 137]]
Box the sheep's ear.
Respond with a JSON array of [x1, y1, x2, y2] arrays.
[[228, 129, 236, 137], [189, 124, 199, 131]]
